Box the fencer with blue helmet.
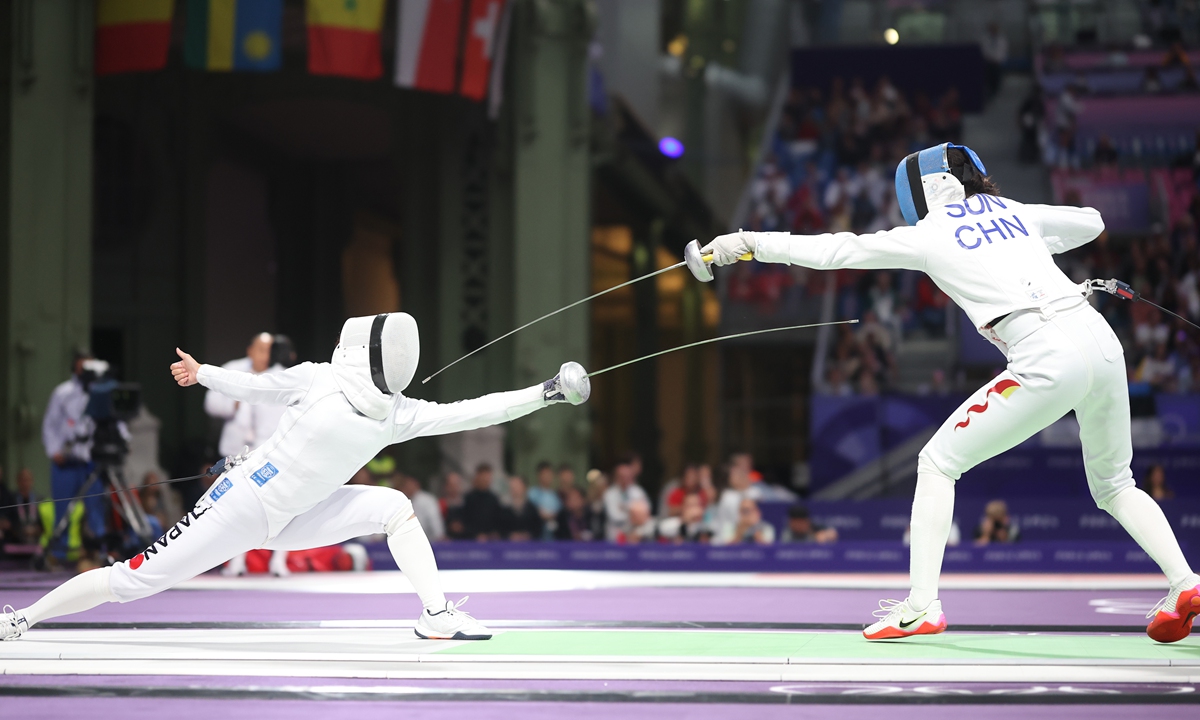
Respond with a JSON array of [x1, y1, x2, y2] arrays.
[[700, 143, 1199, 644], [2, 312, 591, 643]]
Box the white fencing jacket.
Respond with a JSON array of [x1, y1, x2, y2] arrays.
[[203, 358, 288, 457], [196, 361, 547, 536], [751, 194, 1105, 336]]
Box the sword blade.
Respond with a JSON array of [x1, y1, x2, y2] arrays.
[[422, 260, 688, 384], [587, 319, 860, 378]]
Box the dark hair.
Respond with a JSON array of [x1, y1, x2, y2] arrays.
[[787, 504, 811, 520], [947, 147, 999, 198], [536, 461, 553, 472]]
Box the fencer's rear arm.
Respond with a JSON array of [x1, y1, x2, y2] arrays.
[[1025, 204, 1105, 255], [394, 385, 546, 441], [196, 363, 316, 407]]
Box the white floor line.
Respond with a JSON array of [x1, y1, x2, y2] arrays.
[[172, 569, 1171, 594]]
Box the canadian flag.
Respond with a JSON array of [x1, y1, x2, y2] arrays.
[[395, 0, 465, 94], [395, 0, 507, 101], [459, 0, 506, 100]]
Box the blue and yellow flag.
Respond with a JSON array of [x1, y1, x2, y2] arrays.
[[185, 0, 282, 72]]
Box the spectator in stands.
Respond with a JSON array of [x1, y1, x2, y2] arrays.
[[1136, 341, 1179, 391], [441, 471, 467, 540], [556, 463, 577, 497], [664, 463, 711, 517], [462, 464, 505, 541], [1141, 66, 1164, 94], [527, 461, 561, 539], [1164, 42, 1199, 90], [585, 469, 609, 538], [618, 498, 658, 544], [400, 474, 444, 542], [980, 21, 1008, 100], [658, 493, 712, 544], [603, 459, 648, 542], [503, 476, 542, 541], [1143, 464, 1175, 502], [1094, 136, 1120, 167], [554, 486, 594, 541], [1017, 86, 1044, 164], [974, 500, 1019, 545], [717, 498, 775, 546], [780, 504, 838, 544], [136, 484, 167, 541]]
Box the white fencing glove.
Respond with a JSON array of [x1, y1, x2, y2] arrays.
[[699, 231, 757, 267], [543, 362, 591, 405]]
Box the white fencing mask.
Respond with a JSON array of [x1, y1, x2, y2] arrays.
[[333, 313, 420, 394]]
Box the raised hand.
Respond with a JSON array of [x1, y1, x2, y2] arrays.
[[171, 348, 200, 387]]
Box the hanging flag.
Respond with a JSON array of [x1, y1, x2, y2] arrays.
[[459, 0, 505, 100], [95, 0, 174, 76], [306, 0, 387, 80], [184, 0, 283, 72], [395, 0, 465, 94]]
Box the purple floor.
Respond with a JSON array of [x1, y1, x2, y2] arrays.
[[5, 698, 1199, 720], [0, 584, 1158, 626]]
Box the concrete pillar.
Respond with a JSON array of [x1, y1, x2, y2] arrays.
[[506, 0, 593, 481], [0, 0, 94, 492]]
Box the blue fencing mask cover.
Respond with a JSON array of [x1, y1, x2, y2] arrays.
[[894, 143, 988, 226]]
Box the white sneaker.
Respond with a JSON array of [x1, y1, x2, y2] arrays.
[[863, 598, 947, 641], [2, 605, 29, 641], [414, 597, 492, 640]]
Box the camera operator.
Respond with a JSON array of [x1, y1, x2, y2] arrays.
[[42, 351, 125, 555]]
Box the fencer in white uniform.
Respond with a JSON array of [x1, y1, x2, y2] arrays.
[[2, 313, 591, 642], [701, 143, 1200, 643]]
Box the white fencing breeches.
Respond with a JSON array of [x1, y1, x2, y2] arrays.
[[918, 302, 1134, 508], [109, 477, 413, 602]]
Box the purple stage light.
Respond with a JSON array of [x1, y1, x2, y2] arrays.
[[659, 137, 684, 158]]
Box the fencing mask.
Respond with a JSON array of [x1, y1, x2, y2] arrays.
[[334, 313, 420, 394], [894, 142, 988, 226]]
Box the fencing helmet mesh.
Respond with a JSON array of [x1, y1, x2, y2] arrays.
[[336, 313, 420, 394], [894, 142, 987, 226]]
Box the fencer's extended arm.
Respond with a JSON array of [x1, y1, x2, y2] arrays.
[[395, 385, 547, 441], [1025, 204, 1105, 255], [196, 362, 316, 407], [748, 226, 926, 271]]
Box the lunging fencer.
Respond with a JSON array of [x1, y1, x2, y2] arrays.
[[2, 313, 590, 642], [700, 143, 1199, 643]]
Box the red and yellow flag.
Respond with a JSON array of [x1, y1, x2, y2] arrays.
[[306, 0, 387, 80], [95, 0, 174, 76]]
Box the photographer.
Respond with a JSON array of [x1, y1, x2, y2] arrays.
[[41, 351, 122, 553]]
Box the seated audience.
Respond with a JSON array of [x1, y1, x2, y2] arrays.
[[441, 471, 467, 540], [400, 473, 445, 542], [1143, 464, 1174, 502], [616, 498, 658, 544], [974, 500, 1019, 545], [554, 486, 595, 541], [504, 476, 543, 541], [780, 504, 839, 544], [527, 461, 562, 538], [462, 464, 505, 541], [603, 457, 649, 542], [657, 493, 713, 544], [716, 498, 775, 546]]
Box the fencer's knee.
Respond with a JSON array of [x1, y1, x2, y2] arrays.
[[917, 448, 959, 483], [1093, 480, 1137, 515], [384, 491, 417, 536]]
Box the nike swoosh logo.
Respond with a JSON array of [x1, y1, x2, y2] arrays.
[[898, 613, 927, 630]]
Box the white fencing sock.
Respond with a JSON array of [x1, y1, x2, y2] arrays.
[[386, 513, 447, 612], [1105, 487, 1193, 587], [908, 469, 956, 611], [20, 567, 118, 628]]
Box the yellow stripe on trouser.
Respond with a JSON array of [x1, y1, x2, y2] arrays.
[[39, 500, 84, 561], [98, 0, 174, 26], [207, 0, 237, 71]]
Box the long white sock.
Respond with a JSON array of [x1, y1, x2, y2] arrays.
[[387, 515, 447, 612], [20, 567, 118, 628], [1106, 487, 1193, 587], [908, 470, 956, 611]]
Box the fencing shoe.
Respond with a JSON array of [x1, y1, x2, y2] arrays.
[[1147, 573, 1200, 644], [863, 598, 946, 640], [414, 596, 492, 641], [1, 606, 28, 641]]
